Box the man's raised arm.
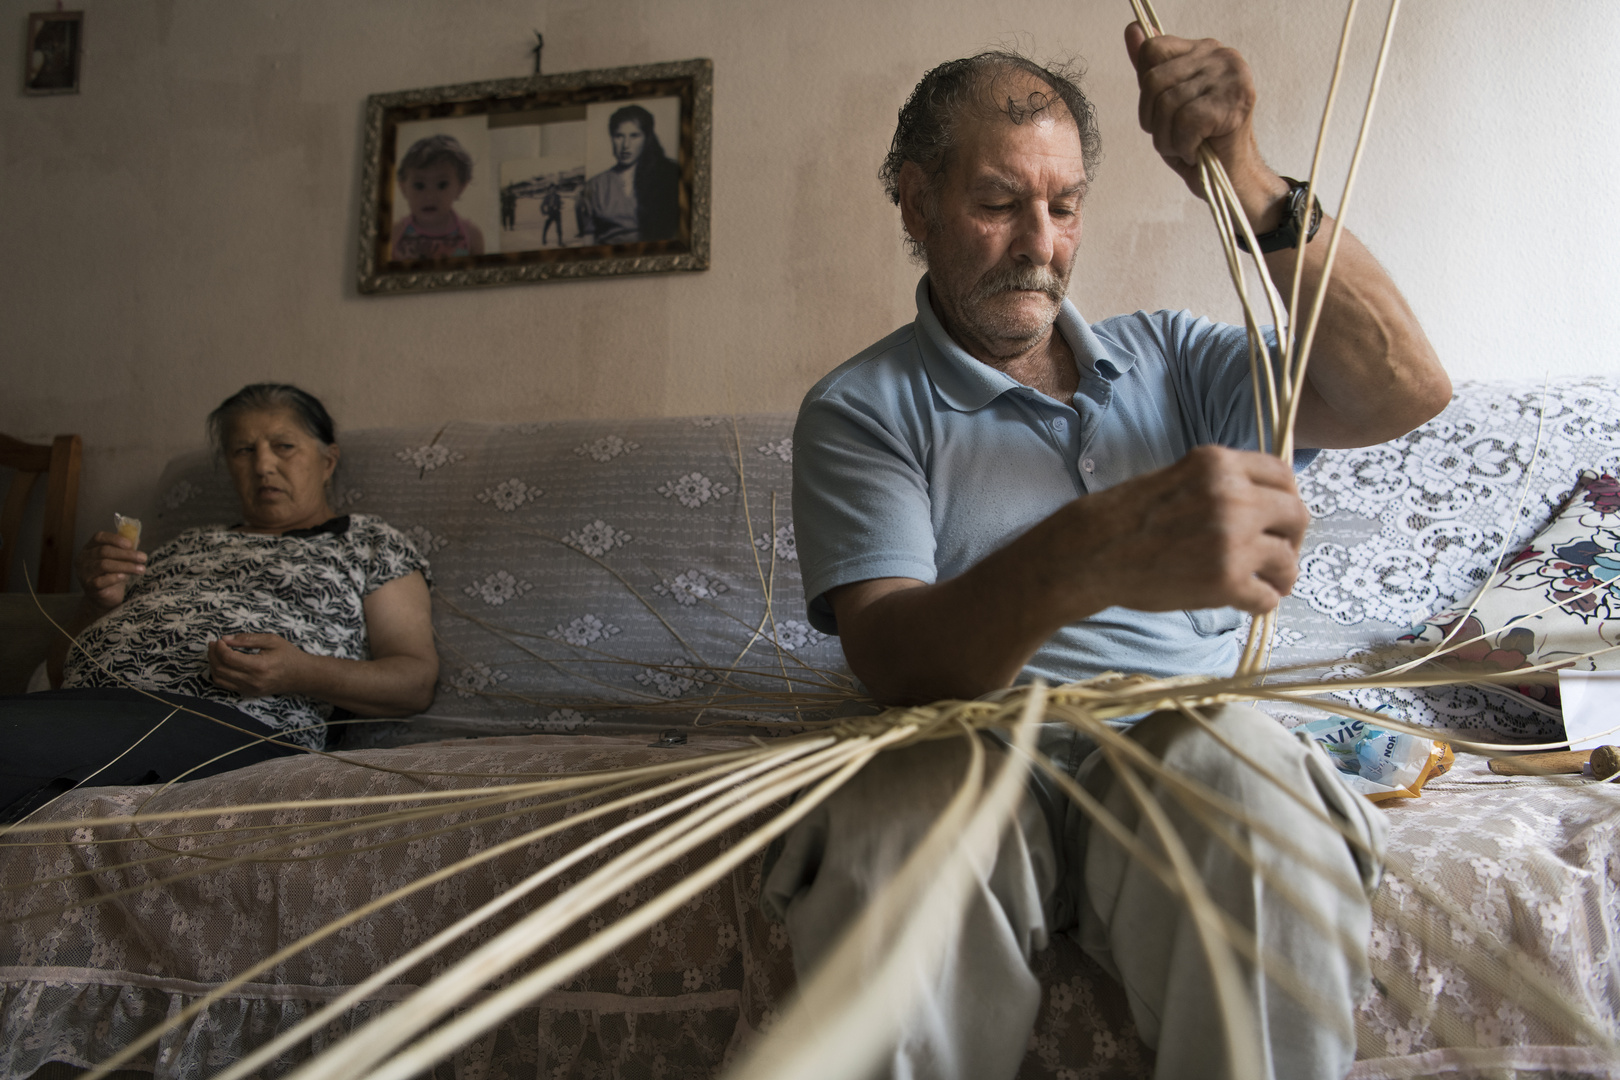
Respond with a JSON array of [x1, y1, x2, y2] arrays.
[[1126, 22, 1450, 449]]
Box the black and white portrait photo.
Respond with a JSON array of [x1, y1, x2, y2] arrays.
[[579, 97, 683, 245]]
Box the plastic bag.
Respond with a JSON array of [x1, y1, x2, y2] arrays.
[[1299, 715, 1453, 802]]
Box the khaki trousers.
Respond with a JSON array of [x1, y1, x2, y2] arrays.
[[760, 705, 1386, 1080]]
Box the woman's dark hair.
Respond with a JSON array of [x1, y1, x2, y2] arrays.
[[879, 51, 1102, 259], [207, 384, 336, 453], [608, 104, 681, 242]]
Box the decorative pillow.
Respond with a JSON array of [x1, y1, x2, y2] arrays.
[[1395, 471, 1620, 713]]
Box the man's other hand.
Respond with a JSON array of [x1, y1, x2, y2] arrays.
[[1045, 445, 1308, 617], [831, 446, 1308, 704]]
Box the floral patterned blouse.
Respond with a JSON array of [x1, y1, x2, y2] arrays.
[[62, 514, 431, 749]]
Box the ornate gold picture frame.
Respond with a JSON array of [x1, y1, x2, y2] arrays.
[[357, 59, 711, 294]]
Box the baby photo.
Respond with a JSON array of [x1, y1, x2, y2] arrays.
[[388, 117, 497, 263]]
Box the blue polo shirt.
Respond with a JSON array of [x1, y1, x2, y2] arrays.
[[793, 275, 1315, 685]]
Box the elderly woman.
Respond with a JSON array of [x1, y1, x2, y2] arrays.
[[1, 384, 436, 822]]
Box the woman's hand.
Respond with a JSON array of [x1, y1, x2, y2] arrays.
[[204, 572, 439, 716], [49, 531, 148, 687], [207, 633, 311, 698], [76, 531, 147, 612]]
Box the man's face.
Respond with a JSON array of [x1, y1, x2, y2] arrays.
[[612, 120, 646, 168], [402, 160, 468, 231], [910, 96, 1086, 361]]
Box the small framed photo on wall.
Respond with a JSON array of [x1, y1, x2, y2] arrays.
[[357, 58, 711, 294], [23, 10, 82, 96]]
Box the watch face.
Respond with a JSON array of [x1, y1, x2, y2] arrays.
[[1301, 186, 1323, 241], [1284, 180, 1322, 244], [1237, 178, 1319, 253], [1288, 184, 1309, 240]]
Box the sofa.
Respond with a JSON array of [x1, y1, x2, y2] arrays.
[[2, 377, 1617, 1079]]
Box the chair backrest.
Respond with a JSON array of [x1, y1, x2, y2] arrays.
[[0, 433, 82, 593]]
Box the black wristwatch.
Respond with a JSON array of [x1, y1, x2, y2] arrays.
[[1235, 176, 1323, 254]]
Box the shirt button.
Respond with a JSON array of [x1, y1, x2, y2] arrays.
[[1082, 458, 1096, 474], [1051, 417, 1068, 432]]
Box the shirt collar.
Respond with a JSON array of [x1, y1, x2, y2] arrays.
[[286, 514, 351, 538], [911, 275, 1136, 412], [228, 514, 351, 539]]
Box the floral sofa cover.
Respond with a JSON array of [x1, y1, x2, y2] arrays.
[[2, 378, 1617, 1079], [145, 413, 852, 741]]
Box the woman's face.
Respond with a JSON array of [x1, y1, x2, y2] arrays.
[[224, 407, 339, 533], [611, 119, 646, 168]]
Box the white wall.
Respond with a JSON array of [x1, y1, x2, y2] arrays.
[[2, 0, 1615, 585]]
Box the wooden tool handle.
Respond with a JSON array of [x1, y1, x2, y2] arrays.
[[1489, 750, 1589, 775], [1489, 746, 1620, 779]]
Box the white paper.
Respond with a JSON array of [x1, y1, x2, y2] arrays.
[[1557, 670, 1620, 750]]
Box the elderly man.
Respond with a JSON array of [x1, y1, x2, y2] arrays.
[[762, 23, 1450, 1080]]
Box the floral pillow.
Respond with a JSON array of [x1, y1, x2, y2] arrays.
[[1395, 471, 1620, 713]]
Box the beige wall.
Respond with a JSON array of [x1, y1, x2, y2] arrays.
[[2, 0, 1615, 584]]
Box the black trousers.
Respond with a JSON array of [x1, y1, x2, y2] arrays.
[[0, 688, 301, 823]]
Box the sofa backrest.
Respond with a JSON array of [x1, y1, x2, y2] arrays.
[[150, 414, 855, 735], [147, 378, 1620, 739]]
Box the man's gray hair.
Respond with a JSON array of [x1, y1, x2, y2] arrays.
[[880, 51, 1102, 259]]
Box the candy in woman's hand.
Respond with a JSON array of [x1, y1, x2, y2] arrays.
[[114, 513, 142, 549]]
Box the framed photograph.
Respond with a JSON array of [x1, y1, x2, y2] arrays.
[[22, 10, 82, 96], [357, 58, 711, 294]]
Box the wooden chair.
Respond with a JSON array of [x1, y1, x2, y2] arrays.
[[1, 433, 82, 593]]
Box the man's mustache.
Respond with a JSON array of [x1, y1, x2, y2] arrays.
[[969, 263, 1066, 304]]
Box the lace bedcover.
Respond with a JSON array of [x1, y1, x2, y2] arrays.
[[2, 736, 799, 1080], [1275, 377, 1620, 739], [3, 737, 1616, 1080]]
